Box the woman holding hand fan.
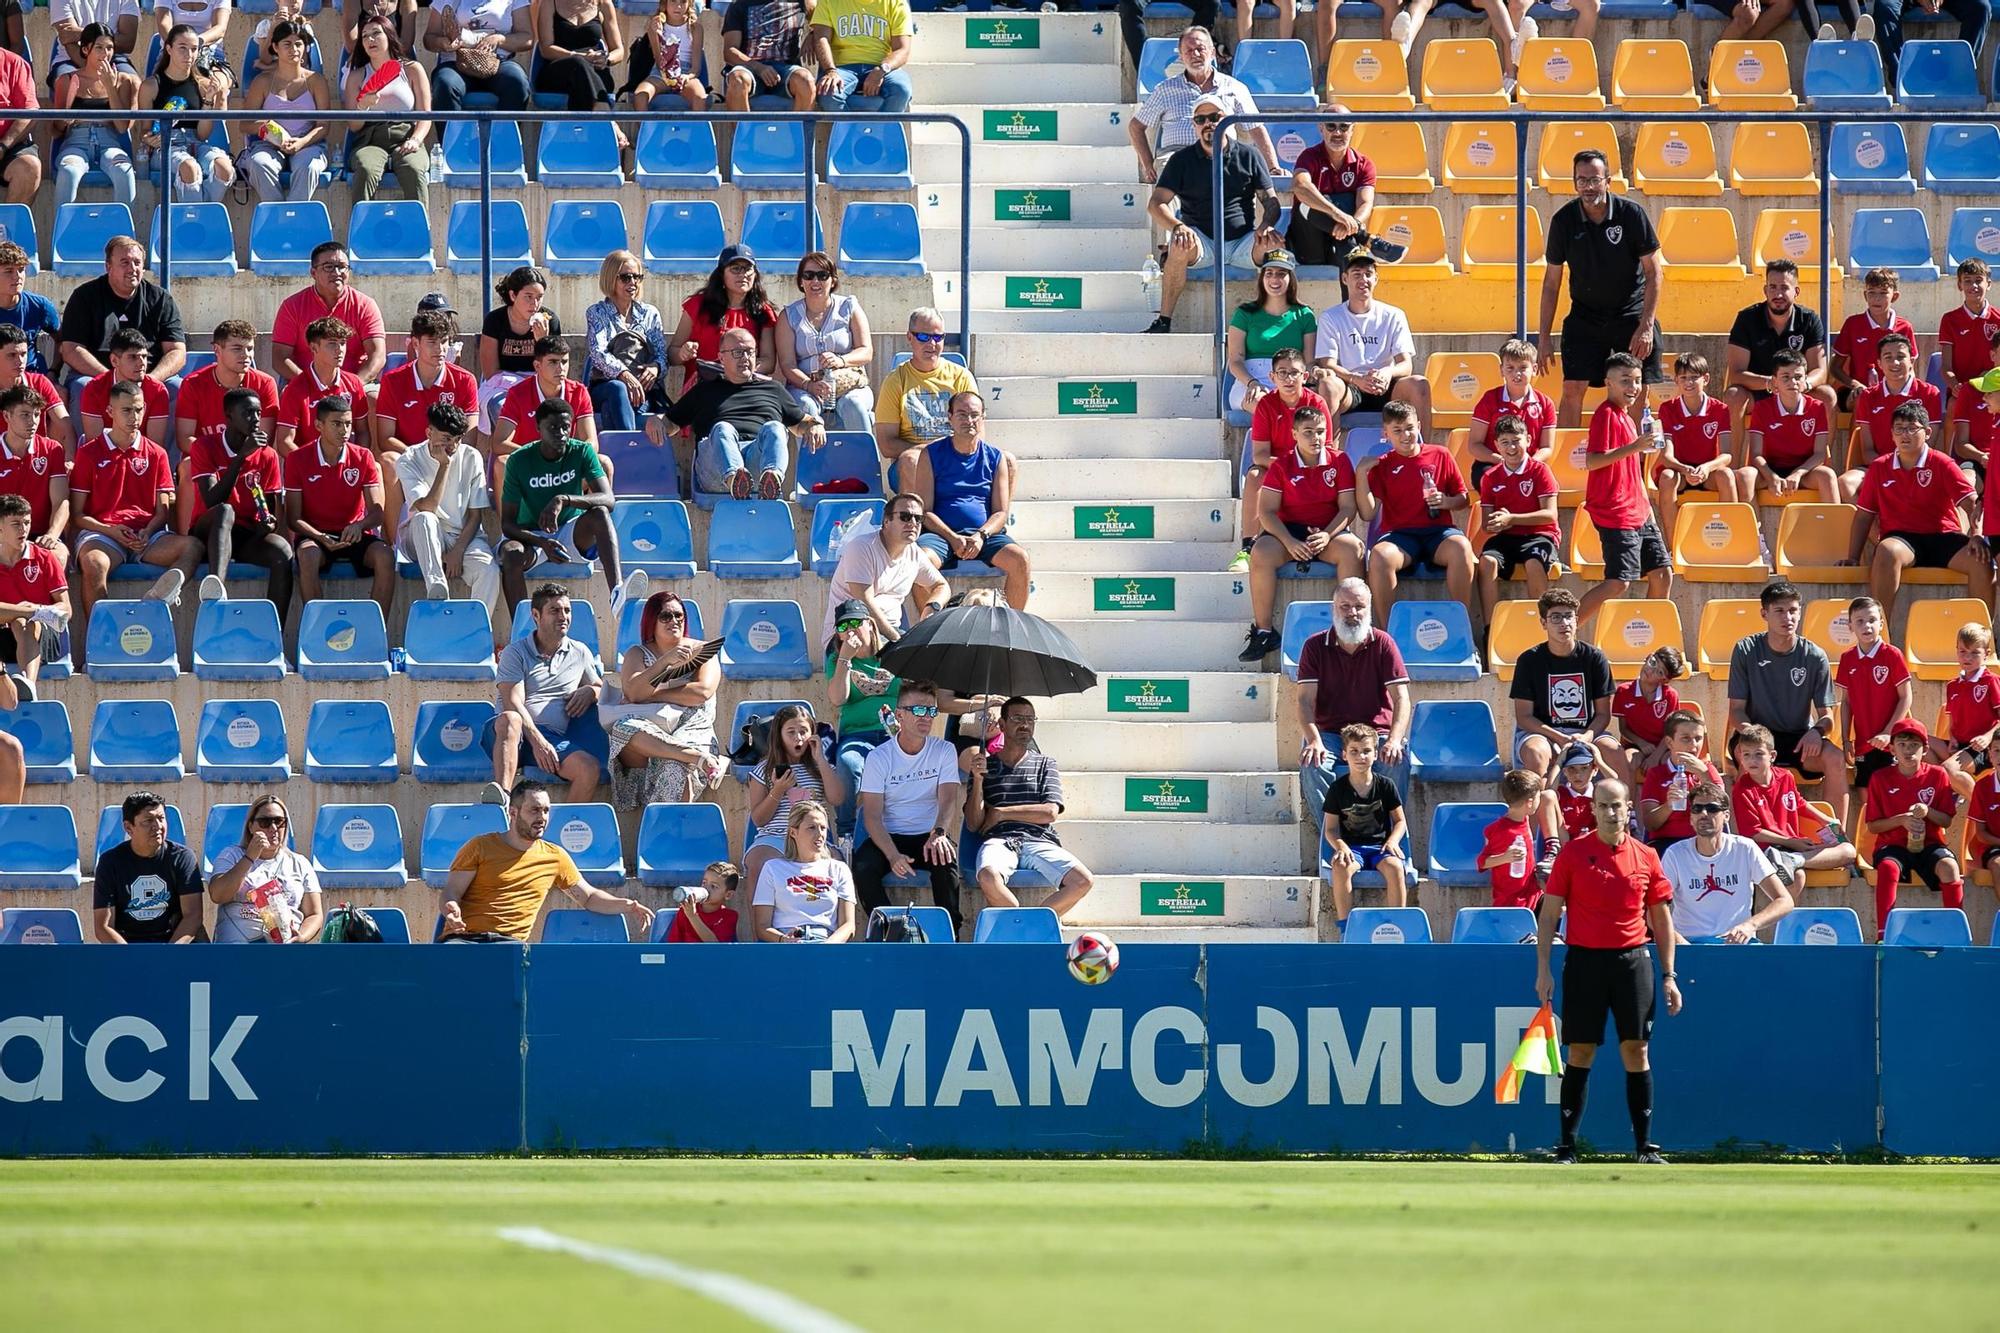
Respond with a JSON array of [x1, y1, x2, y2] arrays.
[[344, 14, 432, 207]]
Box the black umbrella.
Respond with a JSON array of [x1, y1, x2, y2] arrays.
[[878, 604, 1096, 700]]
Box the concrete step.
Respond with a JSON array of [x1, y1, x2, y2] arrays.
[[921, 182, 1151, 230], [1058, 771, 1298, 822], [908, 62, 1122, 104], [1028, 538, 1236, 570], [968, 270, 1151, 315], [1068, 876, 1315, 929], [920, 142, 1136, 183], [1053, 617, 1254, 674], [949, 308, 1165, 333], [1013, 458, 1229, 499], [1024, 569, 1249, 619], [1012, 498, 1234, 543], [1057, 819, 1306, 877], [1033, 718, 1278, 771], [907, 13, 1120, 63], [1062, 924, 1321, 944], [949, 227, 1147, 273], [975, 331, 1213, 378], [1039, 670, 1278, 723], [917, 104, 1134, 147], [994, 417, 1222, 461]]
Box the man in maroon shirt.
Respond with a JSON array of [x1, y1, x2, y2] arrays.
[[1295, 576, 1410, 821], [1536, 778, 1681, 1164]]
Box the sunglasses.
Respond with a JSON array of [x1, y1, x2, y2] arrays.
[[618, 272, 643, 283], [1690, 803, 1727, 814], [901, 704, 940, 718], [800, 269, 833, 281], [836, 618, 866, 633], [889, 511, 923, 522], [1323, 122, 1353, 133], [254, 815, 288, 828], [1191, 112, 1223, 125], [657, 609, 685, 622], [910, 330, 946, 344]]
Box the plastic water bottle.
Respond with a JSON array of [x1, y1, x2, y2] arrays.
[[1639, 404, 1661, 452], [427, 148, 442, 185], [1140, 253, 1162, 313]]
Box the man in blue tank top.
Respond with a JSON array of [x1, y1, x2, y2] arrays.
[[898, 390, 1030, 610]]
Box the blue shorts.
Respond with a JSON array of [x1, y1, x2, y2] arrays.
[[76, 529, 174, 566], [482, 711, 610, 772], [915, 530, 1015, 570], [1379, 526, 1463, 571]]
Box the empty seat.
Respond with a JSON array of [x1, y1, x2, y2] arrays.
[[0, 203, 38, 273], [1803, 38, 1891, 108], [1342, 906, 1432, 943], [1421, 38, 1508, 109], [1672, 502, 1766, 580], [731, 120, 808, 188], [191, 598, 286, 681], [633, 119, 722, 189], [1233, 38, 1315, 107], [296, 599, 391, 681], [1451, 906, 1539, 944], [1536, 123, 1625, 194], [1945, 207, 2000, 268], [601, 429, 684, 499], [535, 120, 623, 188], [1631, 123, 1722, 196], [1849, 207, 1939, 280], [863, 905, 955, 942], [1426, 802, 1509, 888], [1385, 600, 1478, 681], [303, 698, 397, 783], [1707, 40, 1797, 108], [1408, 699, 1502, 781], [247, 200, 333, 277], [1362, 205, 1451, 276], [0, 805, 81, 889], [1441, 122, 1519, 194], [1801, 596, 1860, 660], [1727, 122, 1818, 195], [1611, 38, 1698, 109], [1459, 205, 1546, 279], [1772, 906, 1864, 944], [1896, 38, 1982, 109], [0, 701, 76, 783], [1905, 598, 1989, 680], [51, 202, 135, 275], [544, 199, 628, 275], [309, 802, 408, 890], [795, 432, 884, 506], [0, 906, 83, 943], [611, 500, 697, 578], [719, 599, 812, 679], [1515, 38, 1605, 110], [1281, 598, 1331, 681], [1486, 600, 1543, 680], [961, 905, 1057, 942], [544, 801, 627, 888], [411, 699, 498, 782], [541, 909, 630, 943], [642, 199, 726, 277], [827, 121, 915, 190], [1136, 37, 1177, 96], [1921, 122, 2000, 194], [709, 500, 802, 578], [1880, 907, 1973, 946], [439, 119, 528, 187], [838, 201, 923, 277], [88, 698, 182, 783], [1657, 206, 1747, 281], [1773, 503, 1861, 581], [1829, 123, 1916, 194], [148, 202, 237, 277], [1350, 124, 1432, 193], [1751, 208, 1841, 277], [359, 907, 412, 943], [740, 201, 824, 267], [636, 800, 729, 887], [618, 595, 704, 656], [1695, 599, 1763, 677], [403, 599, 498, 681], [85, 599, 178, 681], [195, 698, 290, 782], [419, 803, 507, 889], [447, 198, 532, 276], [809, 498, 882, 575], [1590, 599, 1684, 679], [346, 201, 436, 276], [1324, 40, 1415, 110]]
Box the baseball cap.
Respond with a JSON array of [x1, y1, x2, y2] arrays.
[[1971, 368, 2000, 394], [832, 599, 870, 632], [1260, 249, 1297, 273], [1890, 717, 1928, 743], [1560, 742, 1596, 769], [415, 291, 455, 315], [1340, 245, 1378, 271], [716, 243, 757, 269], [1192, 92, 1229, 115]]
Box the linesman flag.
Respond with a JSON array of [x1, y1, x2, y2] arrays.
[[1495, 1004, 1564, 1104]]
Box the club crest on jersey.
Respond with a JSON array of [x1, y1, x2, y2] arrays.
[[341, 466, 361, 486], [1790, 667, 1807, 687], [129, 454, 147, 475], [1322, 467, 1339, 486], [1788, 335, 1804, 350], [1704, 422, 1719, 437], [29, 456, 45, 475], [1917, 469, 1933, 486], [1652, 697, 1668, 717], [1919, 786, 1936, 805], [1517, 478, 1533, 496], [1339, 170, 1355, 188], [20, 560, 37, 583], [1605, 225, 1624, 245], [1781, 790, 1797, 811], [1978, 683, 1989, 703], [1874, 663, 1890, 685]]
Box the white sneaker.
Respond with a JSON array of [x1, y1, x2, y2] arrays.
[[1390, 8, 1414, 44], [425, 577, 451, 600], [1855, 12, 1875, 40], [1816, 20, 1836, 39], [611, 569, 650, 623], [143, 568, 184, 606], [1511, 15, 1537, 68], [197, 574, 226, 602]]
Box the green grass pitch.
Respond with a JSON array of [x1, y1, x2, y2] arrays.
[[3, 1159, 1994, 1331]]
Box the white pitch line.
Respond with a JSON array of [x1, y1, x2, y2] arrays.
[[497, 1226, 868, 1333]]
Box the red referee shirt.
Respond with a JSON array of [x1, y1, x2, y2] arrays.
[[1545, 831, 1672, 949]]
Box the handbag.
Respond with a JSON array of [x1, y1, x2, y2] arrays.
[[322, 903, 384, 943], [457, 40, 501, 78]]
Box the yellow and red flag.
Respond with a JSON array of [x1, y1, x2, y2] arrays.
[[1495, 1003, 1564, 1104]]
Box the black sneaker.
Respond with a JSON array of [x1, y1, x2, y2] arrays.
[[1237, 626, 1281, 662], [7, 671, 30, 704], [1635, 1145, 1668, 1164], [1367, 234, 1409, 264], [1553, 1145, 1577, 1164], [1144, 315, 1172, 334]]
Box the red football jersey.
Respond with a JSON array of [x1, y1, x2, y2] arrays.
[[1475, 458, 1560, 541], [377, 360, 480, 448], [1832, 310, 1915, 387], [1554, 779, 1596, 840], [1366, 443, 1465, 532], [1611, 680, 1681, 749], [1939, 302, 2000, 382], [172, 366, 279, 438], [1583, 399, 1650, 529], [1262, 442, 1353, 528], [80, 372, 168, 426], [1944, 669, 2000, 746], [282, 440, 380, 534], [1470, 386, 1555, 446], [1969, 771, 2000, 844], [1249, 386, 1330, 448], [1731, 767, 1802, 842], [0, 540, 65, 607], [70, 434, 172, 527], [1864, 760, 1956, 849], [497, 376, 593, 448], [1855, 447, 1972, 535], [1657, 393, 1732, 469], [1748, 393, 1830, 472], [0, 433, 67, 534], [275, 367, 368, 437], [1480, 815, 1540, 910], [1835, 643, 1911, 754], [187, 427, 284, 524], [1852, 376, 1943, 459], [1639, 756, 1723, 844]]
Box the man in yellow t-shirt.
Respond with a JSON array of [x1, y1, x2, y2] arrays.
[[873, 305, 977, 463], [439, 779, 653, 942], [809, 0, 913, 112]]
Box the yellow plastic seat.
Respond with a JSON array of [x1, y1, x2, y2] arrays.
[[1566, 509, 1605, 578], [1801, 596, 1860, 660], [1352, 122, 1433, 193], [1515, 38, 1605, 111], [1442, 122, 1520, 194], [1421, 39, 1510, 110], [1460, 204, 1546, 278], [1774, 504, 1864, 583], [1696, 598, 1764, 678], [1728, 122, 1820, 196], [1591, 599, 1686, 680], [1707, 40, 1798, 109], [1905, 599, 1992, 681], [1672, 502, 1768, 581], [1658, 206, 1747, 280], [1750, 208, 1844, 281], [1632, 123, 1723, 197], [1537, 123, 1628, 194], [1487, 598, 1545, 680], [1426, 352, 1502, 431], [1365, 205, 1453, 278], [1325, 40, 1417, 109], [1545, 428, 1591, 506], [1611, 39, 1700, 111]]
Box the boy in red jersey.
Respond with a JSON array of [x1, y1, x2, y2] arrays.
[[0, 323, 71, 451], [187, 387, 291, 611], [1235, 346, 1331, 571], [1845, 402, 1991, 619], [79, 329, 168, 445], [1480, 768, 1558, 911], [663, 862, 741, 943], [0, 491, 68, 705], [1577, 352, 1672, 627], [1830, 267, 1914, 403], [173, 320, 278, 453], [1834, 594, 1912, 797], [1357, 399, 1473, 619], [1239, 402, 1363, 662], [1638, 710, 1721, 852], [1962, 734, 2000, 892], [496, 337, 597, 461], [1863, 718, 1964, 934], [1730, 723, 1857, 888], [1473, 415, 1560, 629], [1746, 350, 1839, 503], [1552, 742, 1602, 841], [1843, 333, 1941, 502], [1611, 645, 1685, 778], [1938, 257, 2000, 433], [1465, 338, 1555, 488], [272, 318, 369, 455], [1654, 352, 1741, 539], [69, 380, 198, 665], [0, 385, 68, 567], [1935, 621, 2000, 800], [282, 394, 393, 622], [374, 308, 478, 460]]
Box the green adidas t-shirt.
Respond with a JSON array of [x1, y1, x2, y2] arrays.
[[500, 438, 604, 527]]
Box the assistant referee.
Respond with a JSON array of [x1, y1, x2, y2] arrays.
[[1534, 778, 1683, 1163]]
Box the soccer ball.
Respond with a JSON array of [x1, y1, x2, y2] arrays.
[[1066, 931, 1119, 985]]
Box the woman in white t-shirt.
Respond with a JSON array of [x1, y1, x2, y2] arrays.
[[208, 795, 324, 943], [422, 0, 533, 111], [752, 800, 856, 943]]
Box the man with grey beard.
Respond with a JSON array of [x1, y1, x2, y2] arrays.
[[1295, 577, 1411, 821]]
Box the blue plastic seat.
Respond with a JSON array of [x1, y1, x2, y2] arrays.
[[419, 803, 508, 889], [247, 200, 333, 277], [296, 599, 392, 681], [0, 805, 80, 889], [544, 801, 627, 888], [364, 907, 412, 942], [440, 119, 528, 188], [709, 501, 802, 577], [971, 905, 1061, 943], [309, 802, 408, 890], [1828, 123, 1914, 194], [642, 199, 727, 277], [739, 200, 824, 267], [1881, 907, 1973, 946], [827, 122, 914, 191], [1408, 700, 1503, 782], [191, 598, 286, 681], [1772, 906, 1864, 945], [303, 699, 397, 783], [202, 801, 295, 875], [541, 909, 630, 942], [1232, 38, 1316, 107], [725, 698, 811, 783], [837, 202, 924, 277], [1426, 802, 1509, 889], [447, 199, 533, 276], [720, 599, 812, 679], [864, 905, 955, 941], [1342, 906, 1433, 943], [1921, 122, 2000, 194], [0, 702, 77, 782], [1280, 599, 1332, 681], [730, 119, 808, 189], [1803, 39, 1891, 108], [617, 596, 703, 656], [636, 801, 729, 888], [403, 599, 498, 681], [1136, 37, 1178, 96], [84, 599, 179, 682], [536, 120, 624, 188], [809, 498, 882, 575], [1385, 600, 1479, 682], [148, 203, 238, 277], [1450, 906, 1539, 944], [411, 699, 498, 782], [89, 698, 182, 783], [95, 802, 185, 863], [509, 600, 602, 661], [1896, 38, 1982, 108], [51, 202, 134, 276], [633, 120, 722, 189], [195, 698, 290, 782], [600, 429, 683, 499], [795, 432, 884, 508], [544, 199, 628, 275], [0, 906, 83, 943], [347, 201, 436, 275], [1848, 207, 1939, 280], [0, 203, 39, 273], [611, 500, 697, 577], [1943, 207, 2000, 268]]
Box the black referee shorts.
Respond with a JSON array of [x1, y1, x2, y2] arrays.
[[1562, 944, 1655, 1046]]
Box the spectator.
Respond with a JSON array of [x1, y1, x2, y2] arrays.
[[1227, 249, 1318, 417], [1661, 782, 1793, 944], [1551, 740, 1603, 841], [1537, 150, 1663, 428], [271, 243, 386, 383], [1863, 718, 1964, 934], [1940, 259, 2000, 434], [80, 328, 167, 443], [1729, 722, 1858, 886], [852, 680, 964, 936], [1239, 400, 1363, 662], [600, 587, 725, 809], [586, 251, 670, 434], [0, 491, 69, 703], [343, 15, 433, 207], [1637, 710, 1721, 852], [1964, 733, 2000, 890], [1481, 768, 1557, 913], [51, 0, 139, 88], [270, 317, 369, 454], [1466, 338, 1556, 488], [498, 399, 643, 618], [903, 391, 1028, 610], [1655, 352, 1744, 535], [1126, 26, 1276, 186], [744, 702, 845, 910], [809, 0, 911, 113], [425, 0, 533, 112], [269, 0, 329, 68], [1285, 111, 1377, 267], [92, 790, 202, 943], [1866, 0, 1988, 88], [1143, 93, 1280, 336], [1577, 352, 1673, 627], [1323, 723, 1411, 939], [1315, 251, 1431, 434], [1510, 586, 1621, 779], [57, 234, 186, 383], [826, 601, 896, 839], [664, 861, 740, 943], [187, 386, 291, 610], [754, 799, 858, 942], [652, 325, 822, 501], [441, 778, 652, 941], [50, 23, 136, 208], [208, 795, 324, 944], [627, 0, 703, 108], [1725, 259, 1837, 453], [721, 0, 813, 108], [0, 388, 69, 573], [283, 394, 393, 620], [237, 20, 330, 201], [1474, 414, 1561, 630], [70, 380, 194, 665], [1611, 645, 1686, 779], [670, 244, 779, 385], [1697, 0, 1795, 42], [1934, 620, 2000, 801], [533, 0, 626, 111], [394, 401, 496, 609], [1830, 267, 1913, 406], [1358, 399, 1473, 616], [822, 491, 949, 646], [485, 584, 608, 804], [1845, 401, 1990, 620], [873, 306, 975, 463], [1727, 578, 1850, 820], [1295, 577, 1411, 817], [1474, 1, 1540, 86], [964, 696, 1095, 923], [1833, 594, 1911, 797], [374, 307, 477, 460], [0, 36, 34, 204], [1973, 366, 2000, 540], [1234, 345, 1331, 573], [1843, 332, 1935, 501], [495, 335, 597, 459], [136, 25, 233, 202], [0, 246, 59, 375], [174, 320, 277, 452], [476, 265, 558, 438], [776, 251, 874, 437], [0, 326, 70, 450], [1745, 348, 1839, 504]]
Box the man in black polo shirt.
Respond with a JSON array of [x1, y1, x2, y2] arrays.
[[1144, 91, 1280, 334], [1725, 258, 1837, 454], [1536, 150, 1664, 428]]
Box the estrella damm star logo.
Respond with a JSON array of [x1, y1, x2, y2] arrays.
[[1157, 781, 1176, 797], [1138, 680, 1156, 697], [1174, 884, 1193, 901]]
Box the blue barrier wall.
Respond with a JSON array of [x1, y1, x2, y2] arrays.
[[0, 945, 1988, 1156]]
